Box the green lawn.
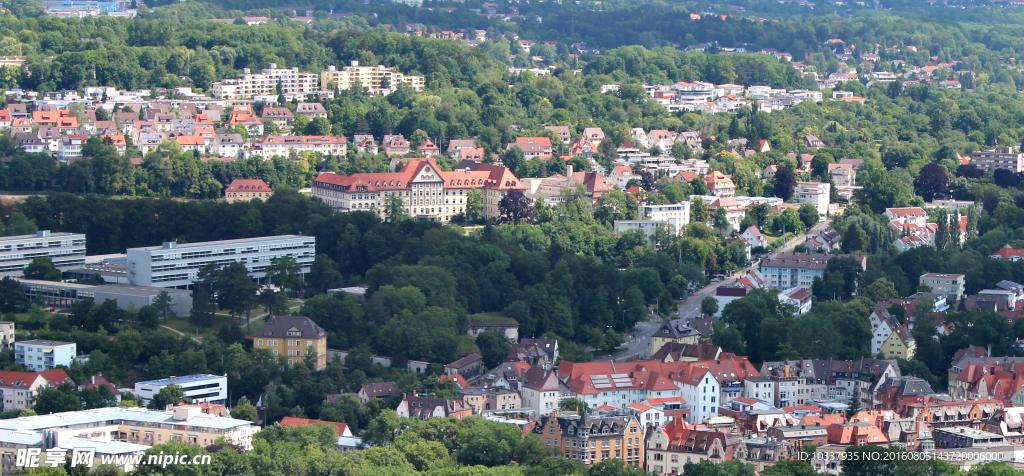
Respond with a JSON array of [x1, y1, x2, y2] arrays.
[[467, 312, 517, 325], [456, 334, 479, 355]]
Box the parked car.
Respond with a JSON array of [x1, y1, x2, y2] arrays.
[[43, 307, 56, 312]]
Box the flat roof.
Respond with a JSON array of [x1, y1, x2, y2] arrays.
[[14, 279, 96, 289], [17, 340, 74, 346], [135, 374, 225, 387], [0, 232, 84, 242], [0, 407, 252, 432], [95, 285, 191, 296], [128, 235, 312, 252]]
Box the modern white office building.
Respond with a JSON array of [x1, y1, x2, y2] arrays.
[[125, 235, 315, 288], [15, 339, 77, 371], [134, 374, 228, 405], [0, 231, 86, 277]]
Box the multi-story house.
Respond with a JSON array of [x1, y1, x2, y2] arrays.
[[15, 340, 76, 371], [460, 387, 521, 413], [311, 159, 522, 223], [707, 196, 746, 234], [919, 273, 966, 301], [704, 171, 736, 197], [558, 361, 681, 410], [0, 369, 75, 410], [396, 394, 472, 420], [260, 106, 295, 128], [294, 102, 328, 119], [881, 326, 915, 359], [225, 179, 273, 203], [609, 166, 634, 189], [759, 252, 866, 290], [382, 134, 410, 156], [0, 321, 12, 350], [637, 203, 691, 235], [255, 135, 347, 158], [509, 137, 553, 158], [211, 64, 319, 100], [320, 61, 425, 94], [532, 411, 645, 467], [57, 134, 88, 162], [646, 421, 735, 475], [216, 133, 245, 158], [971, 146, 1024, 173], [521, 367, 567, 415], [795, 181, 831, 215], [252, 315, 328, 369], [650, 319, 701, 356]]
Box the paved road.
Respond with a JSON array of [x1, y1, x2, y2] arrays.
[[594, 218, 831, 362]]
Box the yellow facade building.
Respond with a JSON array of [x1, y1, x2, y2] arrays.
[[253, 315, 327, 369]]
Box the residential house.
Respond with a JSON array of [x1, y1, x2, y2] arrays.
[[990, 245, 1024, 261], [582, 127, 605, 145], [802, 135, 825, 148], [521, 367, 567, 415], [760, 252, 866, 290], [509, 137, 552, 158], [358, 382, 398, 403], [532, 411, 645, 467], [447, 139, 477, 156], [545, 125, 572, 144], [507, 338, 559, 369], [704, 171, 736, 197], [260, 106, 295, 128], [795, 181, 831, 215], [251, 315, 328, 369], [919, 273, 966, 301], [826, 422, 889, 446], [224, 179, 272, 203], [650, 343, 722, 363], [708, 197, 745, 234], [881, 326, 915, 359], [646, 421, 736, 475], [741, 226, 765, 248], [0, 369, 75, 410], [295, 102, 328, 119], [828, 163, 857, 187], [445, 353, 484, 378], [419, 140, 440, 157], [651, 319, 702, 355], [805, 228, 841, 251], [58, 135, 88, 162], [460, 387, 521, 413], [396, 394, 472, 420], [609, 166, 635, 189]]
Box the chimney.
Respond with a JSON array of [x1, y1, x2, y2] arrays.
[[566, 164, 573, 177]]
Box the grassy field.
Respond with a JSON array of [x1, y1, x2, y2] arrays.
[[456, 334, 479, 355], [467, 312, 516, 325]]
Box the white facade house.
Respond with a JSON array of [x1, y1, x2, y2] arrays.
[[872, 318, 895, 357], [678, 369, 720, 424], [639, 203, 691, 235], [742, 377, 776, 404], [14, 340, 76, 371], [919, 273, 966, 301], [760, 252, 865, 290], [740, 226, 768, 248], [0, 231, 86, 277], [520, 368, 566, 415], [613, 220, 672, 238], [795, 181, 831, 215], [134, 374, 228, 406], [126, 235, 315, 288]]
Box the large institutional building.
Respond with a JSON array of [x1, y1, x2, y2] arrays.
[[0, 231, 86, 277], [311, 159, 523, 223], [320, 61, 426, 94], [126, 235, 316, 288]]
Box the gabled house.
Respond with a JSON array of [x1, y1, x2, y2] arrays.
[[740, 226, 768, 249], [358, 382, 398, 403]]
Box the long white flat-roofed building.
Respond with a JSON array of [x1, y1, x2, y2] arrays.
[[126, 235, 315, 288], [134, 374, 228, 405], [0, 230, 85, 277]]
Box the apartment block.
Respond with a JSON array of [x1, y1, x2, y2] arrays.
[[0, 231, 86, 277], [639, 202, 691, 235], [795, 181, 831, 215], [760, 252, 866, 290], [970, 146, 1024, 173], [211, 64, 319, 100], [919, 273, 966, 301], [125, 235, 315, 288], [254, 135, 347, 158], [15, 340, 76, 371], [320, 61, 425, 94]]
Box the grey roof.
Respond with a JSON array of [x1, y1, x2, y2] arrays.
[[95, 285, 191, 297], [447, 353, 483, 369], [254, 315, 326, 339], [359, 382, 398, 398], [128, 234, 310, 251]]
